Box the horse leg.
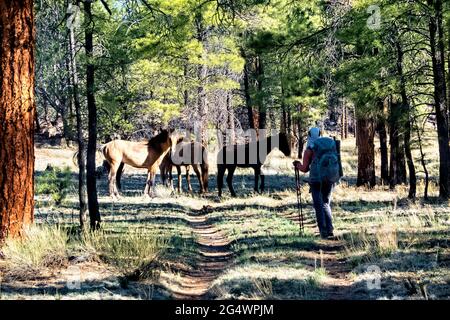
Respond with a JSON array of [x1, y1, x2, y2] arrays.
[[149, 167, 158, 197], [201, 162, 209, 192], [144, 171, 150, 196], [186, 166, 192, 192], [161, 163, 169, 187], [260, 168, 265, 193], [226, 166, 237, 197], [176, 165, 182, 193], [217, 164, 225, 197], [116, 162, 124, 191], [192, 164, 204, 194], [168, 164, 174, 191], [254, 166, 260, 193], [108, 162, 121, 199], [144, 171, 155, 197]]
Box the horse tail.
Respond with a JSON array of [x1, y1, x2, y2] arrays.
[[101, 144, 108, 160], [72, 151, 79, 167], [99, 144, 116, 177]]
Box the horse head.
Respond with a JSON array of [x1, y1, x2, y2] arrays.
[[148, 128, 177, 154], [278, 132, 292, 157]]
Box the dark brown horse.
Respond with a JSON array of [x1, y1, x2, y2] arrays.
[[160, 138, 209, 193], [217, 132, 291, 197], [102, 129, 176, 198]]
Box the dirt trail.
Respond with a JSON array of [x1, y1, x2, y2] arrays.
[[280, 210, 355, 299], [158, 201, 355, 300], [159, 205, 234, 299]]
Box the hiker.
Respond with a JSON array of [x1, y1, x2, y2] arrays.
[[293, 127, 342, 239]]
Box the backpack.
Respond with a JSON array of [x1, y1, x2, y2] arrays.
[[309, 137, 342, 184]]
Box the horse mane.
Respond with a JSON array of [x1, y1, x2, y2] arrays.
[[147, 130, 169, 151]]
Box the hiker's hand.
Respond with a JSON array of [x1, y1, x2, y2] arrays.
[[293, 160, 301, 169]]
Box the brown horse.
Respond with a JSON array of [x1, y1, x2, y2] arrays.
[[160, 138, 209, 194], [217, 132, 291, 197], [102, 129, 176, 198]]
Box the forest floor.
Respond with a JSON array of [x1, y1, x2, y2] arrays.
[[0, 136, 449, 300]]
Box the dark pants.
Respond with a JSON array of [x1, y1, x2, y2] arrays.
[[310, 182, 334, 236]]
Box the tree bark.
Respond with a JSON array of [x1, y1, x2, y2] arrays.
[[389, 98, 407, 188], [256, 56, 266, 131], [281, 85, 287, 135], [428, 0, 450, 198], [415, 118, 430, 200], [297, 105, 305, 159], [226, 91, 235, 144], [0, 0, 35, 240], [395, 36, 416, 198], [377, 99, 389, 185], [404, 118, 416, 198], [242, 54, 255, 130], [183, 63, 189, 109], [328, 90, 339, 124], [196, 15, 208, 145], [84, 0, 100, 229], [341, 102, 347, 140], [287, 107, 294, 151], [281, 105, 287, 134], [68, 9, 88, 228], [35, 108, 41, 133], [356, 117, 376, 187]]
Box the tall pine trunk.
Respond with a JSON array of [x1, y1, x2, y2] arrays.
[[84, 0, 100, 229], [428, 0, 450, 198], [196, 15, 208, 145], [341, 102, 348, 140], [0, 0, 35, 240], [356, 117, 376, 187], [281, 84, 287, 135], [68, 12, 88, 228], [256, 56, 265, 132], [389, 98, 407, 188], [226, 91, 235, 144], [395, 37, 416, 198], [183, 63, 189, 111], [415, 118, 430, 200], [297, 105, 305, 159], [377, 99, 389, 185], [404, 118, 416, 198], [242, 53, 255, 130]]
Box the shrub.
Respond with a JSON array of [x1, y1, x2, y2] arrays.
[[35, 166, 72, 205]]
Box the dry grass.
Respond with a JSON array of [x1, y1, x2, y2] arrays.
[[342, 225, 399, 266], [79, 229, 168, 281], [1, 225, 69, 280]]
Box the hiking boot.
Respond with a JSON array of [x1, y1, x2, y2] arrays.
[[326, 232, 337, 240], [320, 232, 329, 239], [320, 231, 335, 240]]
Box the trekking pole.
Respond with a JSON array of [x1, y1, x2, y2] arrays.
[[294, 166, 305, 236]]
